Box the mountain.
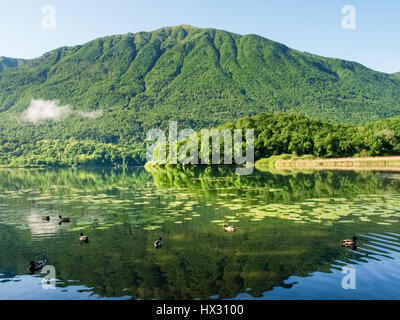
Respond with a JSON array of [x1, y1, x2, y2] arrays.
[[0, 25, 400, 166], [0, 56, 28, 72]]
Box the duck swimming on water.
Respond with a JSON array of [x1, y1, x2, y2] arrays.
[[59, 216, 70, 224], [223, 224, 236, 232], [79, 233, 89, 243], [341, 236, 358, 247], [42, 216, 50, 221], [28, 259, 47, 273], [154, 237, 163, 249]]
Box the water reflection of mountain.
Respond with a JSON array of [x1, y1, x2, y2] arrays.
[[1, 216, 400, 299], [147, 166, 400, 201], [1, 167, 399, 200], [0, 167, 399, 299], [233, 232, 400, 300], [0, 167, 152, 192]]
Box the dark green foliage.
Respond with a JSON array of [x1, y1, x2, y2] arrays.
[[222, 112, 400, 159], [0, 139, 145, 167], [150, 112, 400, 164]]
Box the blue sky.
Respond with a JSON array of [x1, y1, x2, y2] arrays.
[[0, 0, 399, 73]]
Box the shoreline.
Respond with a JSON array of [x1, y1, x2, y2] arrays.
[[273, 156, 400, 172]]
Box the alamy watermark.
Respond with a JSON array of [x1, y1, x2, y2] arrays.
[[41, 5, 56, 30], [42, 265, 56, 290], [341, 265, 356, 289], [146, 121, 254, 175], [341, 5, 356, 30]]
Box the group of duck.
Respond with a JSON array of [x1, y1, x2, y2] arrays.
[[224, 224, 358, 250], [152, 224, 236, 250], [28, 215, 90, 273], [224, 224, 358, 249], [150, 225, 235, 249], [28, 216, 356, 273], [42, 215, 88, 241], [29, 215, 167, 273], [42, 215, 70, 224]]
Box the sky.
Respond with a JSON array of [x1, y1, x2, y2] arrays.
[[0, 0, 399, 73]]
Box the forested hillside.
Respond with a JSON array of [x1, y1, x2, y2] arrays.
[[221, 113, 400, 160], [3, 112, 400, 167], [147, 112, 400, 167]]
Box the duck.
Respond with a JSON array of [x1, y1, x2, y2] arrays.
[[28, 259, 47, 273], [223, 224, 236, 232], [42, 216, 50, 221], [341, 236, 358, 247], [154, 237, 163, 249], [79, 233, 89, 243], [59, 215, 70, 223]]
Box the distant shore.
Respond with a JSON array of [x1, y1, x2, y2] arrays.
[[273, 156, 400, 172]]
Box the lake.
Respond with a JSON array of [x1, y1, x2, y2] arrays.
[[0, 166, 399, 300]]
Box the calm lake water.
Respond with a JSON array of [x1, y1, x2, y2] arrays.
[[0, 167, 399, 300]]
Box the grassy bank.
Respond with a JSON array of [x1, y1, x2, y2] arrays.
[[255, 154, 316, 172], [269, 156, 400, 171]]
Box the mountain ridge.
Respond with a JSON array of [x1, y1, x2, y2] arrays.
[[0, 25, 400, 149], [1, 24, 391, 76]]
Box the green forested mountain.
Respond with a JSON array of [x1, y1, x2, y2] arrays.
[[0, 25, 400, 166]]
